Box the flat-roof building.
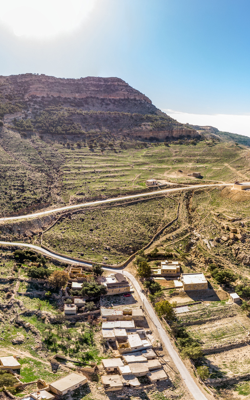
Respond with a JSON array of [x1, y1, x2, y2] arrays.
[[74, 298, 86, 307], [230, 293, 241, 304], [31, 391, 55, 400], [49, 373, 87, 395], [102, 358, 124, 372], [128, 363, 149, 377], [122, 374, 140, 387], [152, 260, 181, 277], [181, 273, 208, 291], [72, 282, 83, 290], [101, 374, 123, 391], [0, 356, 20, 370], [102, 321, 135, 330], [100, 274, 130, 296], [101, 308, 144, 321], [64, 304, 77, 315], [147, 369, 168, 383]]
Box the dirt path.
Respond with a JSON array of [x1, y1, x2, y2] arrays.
[[225, 163, 250, 181]]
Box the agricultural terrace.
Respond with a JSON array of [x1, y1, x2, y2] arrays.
[[0, 130, 249, 217], [42, 196, 178, 264]]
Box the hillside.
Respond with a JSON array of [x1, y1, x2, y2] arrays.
[[189, 124, 250, 147], [0, 74, 198, 142]]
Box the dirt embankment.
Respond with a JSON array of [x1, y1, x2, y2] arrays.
[[0, 214, 56, 240], [221, 186, 250, 202]]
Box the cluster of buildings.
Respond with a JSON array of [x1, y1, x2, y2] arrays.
[[64, 268, 131, 316], [99, 273, 131, 295], [152, 260, 208, 292], [100, 307, 168, 391], [151, 260, 181, 277], [0, 356, 88, 398]]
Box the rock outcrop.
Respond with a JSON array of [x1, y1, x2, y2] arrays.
[[0, 74, 200, 142]]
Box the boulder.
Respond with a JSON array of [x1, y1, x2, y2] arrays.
[[12, 334, 25, 344]]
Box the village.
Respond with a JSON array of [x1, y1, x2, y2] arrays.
[[0, 246, 245, 400]]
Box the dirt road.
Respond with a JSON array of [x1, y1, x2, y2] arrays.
[[0, 183, 231, 222]]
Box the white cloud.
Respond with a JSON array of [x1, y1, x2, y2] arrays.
[[164, 109, 250, 138], [0, 0, 95, 39]]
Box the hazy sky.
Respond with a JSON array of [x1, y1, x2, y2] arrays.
[[0, 0, 250, 135]]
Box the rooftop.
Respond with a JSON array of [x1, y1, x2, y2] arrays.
[[102, 321, 135, 329], [128, 334, 143, 349], [72, 282, 83, 289], [101, 308, 123, 317], [101, 374, 123, 388], [118, 365, 131, 375], [31, 391, 55, 400], [123, 354, 147, 363], [230, 293, 240, 299], [147, 368, 168, 382], [122, 374, 140, 387], [102, 358, 124, 369], [50, 373, 87, 392], [129, 362, 149, 375], [0, 356, 20, 368], [181, 273, 207, 284]]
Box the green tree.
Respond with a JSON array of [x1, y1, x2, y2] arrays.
[[236, 284, 250, 298], [181, 344, 203, 360], [137, 260, 151, 279], [155, 300, 176, 320], [49, 270, 69, 289], [196, 366, 210, 380], [85, 301, 95, 311], [81, 281, 107, 298], [92, 264, 104, 276]]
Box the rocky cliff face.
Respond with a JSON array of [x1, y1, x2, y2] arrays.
[[0, 74, 200, 142]]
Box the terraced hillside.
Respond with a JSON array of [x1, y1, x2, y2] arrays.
[[1, 132, 250, 216]]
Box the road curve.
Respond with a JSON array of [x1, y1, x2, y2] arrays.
[[0, 183, 231, 222], [0, 241, 208, 400]]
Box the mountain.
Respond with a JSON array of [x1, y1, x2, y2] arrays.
[[0, 74, 199, 142], [188, 124, 250, 147]]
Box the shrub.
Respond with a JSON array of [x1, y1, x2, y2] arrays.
[[236, 284, 250, 298], [92, 265, 104, 276], [81, 281, 107, 298], [65, 298, 72, 304], [155, 300, 176, 320], [49, 271, 69, 289], [27, 266, 51, 279], [0, 370, 18, 388], [196, 366, 210, 380], [85, 301, 95, 311]]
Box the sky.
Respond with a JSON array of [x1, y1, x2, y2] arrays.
[[0, 0, 250, 135]]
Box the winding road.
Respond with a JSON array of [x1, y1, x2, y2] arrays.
[[0, 240, 208, 399], [0, 183, 227, 399], [0, 183, 231, 221]]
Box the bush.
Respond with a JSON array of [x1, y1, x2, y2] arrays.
[[65, 298, 72, 304], [81, 281, 107, 298], [144, 280, 162, 295], [0, 370, 17, 389], [181, 344, 203, 360], [171, 322, 203, 360], [85, 301, 95, 311], [27, 266, 52, 279], [135, 256, 151, 278], [49, 270, 69, 289], [236, 284, 250, 298], [92, 265, 104, 276], [155, 300, 176, 320], [210, 268, 236, 284], [197, 366, 210, 380]]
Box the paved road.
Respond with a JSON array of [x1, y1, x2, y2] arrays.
[[0, 183, 231, 222], [0, 241, 208, 399]]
